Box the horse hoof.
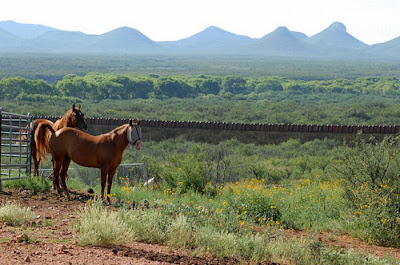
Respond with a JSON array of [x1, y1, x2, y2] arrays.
[[102, 199, 111, 206]]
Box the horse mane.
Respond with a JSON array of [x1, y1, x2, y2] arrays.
[[53, 108, 74, 130], [110, 123, 129, 135]]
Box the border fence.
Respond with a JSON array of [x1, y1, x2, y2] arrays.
[[34, 116, 400, 134], [0, 108, 33, 191]]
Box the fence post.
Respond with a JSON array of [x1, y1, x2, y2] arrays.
[[0, 107, 2, 192], [27, 113, 33, 176], [142, 156, 147, 182]]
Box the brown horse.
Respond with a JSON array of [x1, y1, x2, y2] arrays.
[[32, 104, 87, 176], [35, 119, 142, 202]]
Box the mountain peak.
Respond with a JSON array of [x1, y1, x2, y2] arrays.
[[274, 26, 290, 33], [327, 22, 347, 32], [165, 25, 253, 53], [99, 26, 155, 47], [204, 25, 223, 31], [307, 21, 367, 50], [0, 20, 53, 39], [253, 26, 311, 54]]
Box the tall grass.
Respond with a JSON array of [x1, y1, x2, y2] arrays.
[[75, 202, 398, 265], [3, 176, 50, 193], [75, 201, 132, 247], [0, 202, 35, 226]]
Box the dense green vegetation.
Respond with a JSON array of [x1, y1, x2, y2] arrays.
[[2, 73, 400, 102], [1, 57, 400, 263], [1, 54, 400, 83], [2, 72, 400, 127]]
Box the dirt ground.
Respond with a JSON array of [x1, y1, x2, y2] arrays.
[[0, 188, 399, 265]]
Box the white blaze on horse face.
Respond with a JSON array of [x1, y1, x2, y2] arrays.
[[127, 125, 141, 147]]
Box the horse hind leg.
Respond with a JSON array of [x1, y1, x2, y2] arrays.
[[32, 146, 40, 176], [34, 159, 40, 177], [52, 159, 63, 196], [50, 159, 57, 190], [60, 155, 71, 200]]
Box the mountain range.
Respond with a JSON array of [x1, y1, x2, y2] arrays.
[[0, 20, 399, 59]]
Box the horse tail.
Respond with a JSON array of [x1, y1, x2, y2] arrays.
[[35, 121, 55, 162]]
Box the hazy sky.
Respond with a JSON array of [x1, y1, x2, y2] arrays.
[[1, 0, 399, 45]]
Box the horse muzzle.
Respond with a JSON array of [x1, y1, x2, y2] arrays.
[[135, 140, 142, 150]]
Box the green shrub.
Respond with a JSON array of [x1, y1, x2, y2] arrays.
[[4, 176, 50, 193], [120, 209, 169, 244], [166, 214, 194, 248], [232, 192, 281, 224], [75, 202, 132, 247], [0, 202, 35, 226], [164, 148, 210, 193], [195, 226, 271, 263], [333, 135, 400, 247]]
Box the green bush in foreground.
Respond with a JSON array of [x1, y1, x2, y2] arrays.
[[334, 135, 400, 247], [0, 202, 35, 226], [76, 202, 398, 265], [75, 201, 132, 247], [4, 176, 51, 193]]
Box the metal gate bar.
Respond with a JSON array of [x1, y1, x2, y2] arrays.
[[0, 108, 33, 191]]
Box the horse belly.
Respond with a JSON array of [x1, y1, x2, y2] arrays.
[[68, 148, 102, 168]]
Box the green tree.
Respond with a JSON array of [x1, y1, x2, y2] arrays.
[[0, 77, 29, 99], [56, 74, 92, 99], [255, 78, 283, 92], [220, 76, 247, 94], [155, 77, 193, 98]]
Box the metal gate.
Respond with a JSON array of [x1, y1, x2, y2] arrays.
[[0, 108, 33, 191], [38, 162, 147, 187]]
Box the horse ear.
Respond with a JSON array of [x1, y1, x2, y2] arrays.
[[72, 104, 76, 110], [136, 120, 142, 127], [129, 119, 133, 126], [78, 104, 81, 109]]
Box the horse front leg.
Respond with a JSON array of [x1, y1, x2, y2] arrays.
[[106, 168, 117, 204], [60, 155, 71, 200], [100, 167, 109, 202]]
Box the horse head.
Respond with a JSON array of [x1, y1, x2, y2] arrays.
[[127, 119, 142, 150], [70, 104, 88, 131]]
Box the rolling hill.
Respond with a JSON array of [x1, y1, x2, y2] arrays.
[[307, 22, 367, 50], [0, 20, 399, 59], [158, 26, 254, 53], [0, 20, 53, 39], [368, 36, 400, 58], [248, 26, 314, 56]]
